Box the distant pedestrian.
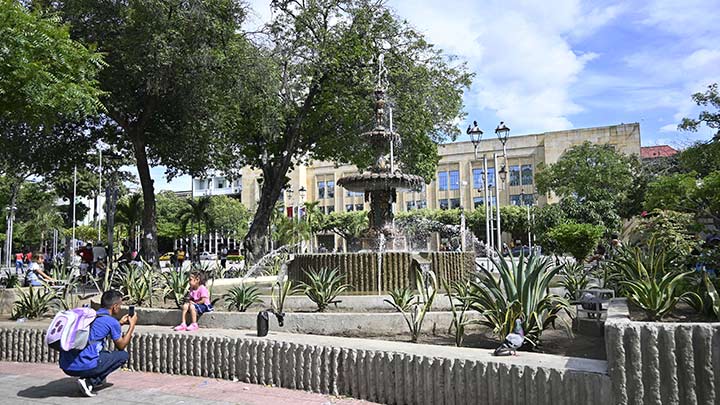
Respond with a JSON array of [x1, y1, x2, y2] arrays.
[[59, 290, 137, 397], [220, 245, 228, 269], [77, 243, 94, 276], [176, 248, 186, 270], [14, 251, 24, 274]]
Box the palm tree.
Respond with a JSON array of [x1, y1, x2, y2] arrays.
[[22, 202, 64, 252], [302, 201, 324, 252], [115, 193, 143, 249], [179, 196, 212, 262]]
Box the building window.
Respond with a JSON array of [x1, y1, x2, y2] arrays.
[[449, 170, 460, 190], [509, 165, 521, 186], [473, 168, 484, 189], [438, 171, 448, 191], [347, 189, 363, 197], [345, 204, 354, 212], [510, 194, 522, 206], [406, 201, 416, 211], [521, 164, 533, 185], [417, 200, 427, 209], [450, 198, 461, 209], [473, 196, 484, 208], [439, 199, 449, 210], [523, 194, 534, 205], [327, 181, 335, 198], [325, 206, 335, 214], [355, 204, 364, 211], [318, 181, 325, 199]]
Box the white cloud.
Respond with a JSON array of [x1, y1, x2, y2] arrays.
[[389, 0, 619, 133], [659, 124, 678, 132]]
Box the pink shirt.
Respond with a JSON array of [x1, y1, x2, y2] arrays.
[[189, 285, 210, 305]]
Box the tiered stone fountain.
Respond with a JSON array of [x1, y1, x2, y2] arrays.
[[287, 57, 473, 293], [336, 87, 424, 251]]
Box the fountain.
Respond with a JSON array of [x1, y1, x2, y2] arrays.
[[336, 56, 424, 251], [286, 55, 474, 293]]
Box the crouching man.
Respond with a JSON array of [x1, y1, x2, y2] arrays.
[[59, 290, 138, 397]]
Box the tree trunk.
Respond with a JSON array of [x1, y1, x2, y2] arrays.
[[244, 167, 287, 263], [131, 136, 159, 267]]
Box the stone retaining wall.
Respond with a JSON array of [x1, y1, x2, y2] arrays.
[[0, 323, 610, 405], [133, 307, 483, 336], [288, 252, 474, 293], [604, 298, 720, 405]]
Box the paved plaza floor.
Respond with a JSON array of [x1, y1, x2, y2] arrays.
[[0, 362, 377, 405]]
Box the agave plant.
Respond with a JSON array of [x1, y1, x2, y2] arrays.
[[559, 262, 591, 301], [224, 284, 263, 312], [467, 252, 571, 348], [300, 267, 351, 312], [387, 287, 414, 312], [384, 269, 438, 343], [270, 277, 301, 315], [163, 271, 189, 308], [1, 273, 21, 289], [609, 243, 701, 321], [444, 279, 474, 347], [116, 260, 160, 306], [11, 287, 58, 320]]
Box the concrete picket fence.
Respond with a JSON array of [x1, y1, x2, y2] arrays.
[[0, 324, 610, 405]]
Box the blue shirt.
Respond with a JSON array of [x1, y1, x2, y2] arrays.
[[59, 308, 122, 371]]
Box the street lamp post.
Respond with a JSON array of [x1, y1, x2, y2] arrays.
[[467, 120, 490, 256], [494, 122, 510, 251]]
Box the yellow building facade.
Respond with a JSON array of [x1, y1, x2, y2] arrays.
[[234, 122, 641, 212]]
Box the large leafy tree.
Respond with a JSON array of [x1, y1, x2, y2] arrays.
[[207, 195, 252, 239], [320, 211, 368, 251], [536, 142, 642, 218], [214, 0, 472, 260], [0, 1, 104, 255], [679, 83, 720, 141], [52, 0, 246, 265]]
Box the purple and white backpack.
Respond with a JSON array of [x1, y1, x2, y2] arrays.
[[46, 307, 104, 352]]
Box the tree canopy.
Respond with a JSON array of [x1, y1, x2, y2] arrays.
[[212, 0, 472, 259], [52, 0, 246, 264], [679, 83, 720, 141]]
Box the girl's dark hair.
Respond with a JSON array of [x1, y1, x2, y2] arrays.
[[189, 271, 206, 285]]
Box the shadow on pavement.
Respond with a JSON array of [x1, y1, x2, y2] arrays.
[[17, 377, 80, 398]]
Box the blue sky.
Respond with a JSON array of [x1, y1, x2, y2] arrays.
[[152, 0, 720, 192]]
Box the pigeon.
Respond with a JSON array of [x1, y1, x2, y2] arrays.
[[493, 319, 525, 356]]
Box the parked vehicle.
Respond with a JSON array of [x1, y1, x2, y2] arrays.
[[199, 252, 216, 261]]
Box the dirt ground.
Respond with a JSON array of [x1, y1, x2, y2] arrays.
[[343, 312, 607, 360]]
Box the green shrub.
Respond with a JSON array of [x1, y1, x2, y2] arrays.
[[384, 269, 437, 343], [300, 267, 351, 312], [116, 261, 161, 306], [223, 284, 262, 312], [467, 253, 571, 348], [227, 255, 244, 262], [547, 222, 604, 261], [11, 287, 57, 320]]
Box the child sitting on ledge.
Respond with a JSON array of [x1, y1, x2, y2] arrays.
[[174, 271, 213, 332]]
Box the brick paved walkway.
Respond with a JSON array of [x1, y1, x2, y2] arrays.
[[0, 362, 377, 405]]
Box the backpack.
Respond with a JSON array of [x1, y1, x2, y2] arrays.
[[46, 307, 105, 352]]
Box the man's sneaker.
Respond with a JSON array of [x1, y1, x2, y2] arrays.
[[173, 323, 187, 331], [76, 378, 96, 397], [186, 323, 199, 332]]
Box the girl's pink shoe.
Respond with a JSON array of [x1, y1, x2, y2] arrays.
[[186, 323, 199, 332], [174, 323, 187, 331]]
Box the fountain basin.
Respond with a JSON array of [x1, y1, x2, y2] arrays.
[[287, 251, 474, 293], [337, 172, 424, 192]]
